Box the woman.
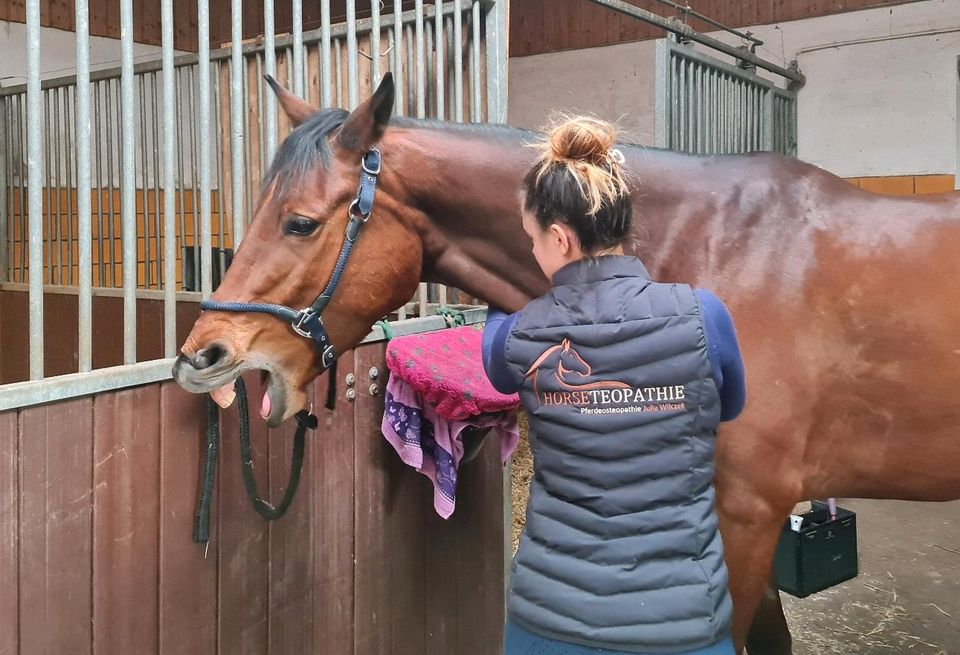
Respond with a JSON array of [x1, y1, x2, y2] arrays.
[[482, 116, 746, 655]]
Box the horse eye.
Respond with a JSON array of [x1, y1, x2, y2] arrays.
[[283, 215, 321, 237]]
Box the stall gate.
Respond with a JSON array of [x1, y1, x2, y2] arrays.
[[0, 1, 509, 654], [655, 36, 799, 156]]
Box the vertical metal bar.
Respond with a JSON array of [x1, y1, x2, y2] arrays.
[[470, 0, 480, 122], [106, 80, 117, 287], [677, 59, 686, 152], [44, 91, 53, 284], [176, 69, 187, 287], [762, 87, 774, 151], [415, 0, 426, 118], [405, 26, 415, 115], [393, 0, 405, 116], [435, 0, 445, 121], [485, 0, 508, 123], [121, 0, 137, 363], [26, 0, 44, 378], [139, 76, 151, 288], [162, 0, 177, 357], [65, 86, 75, 285], [0, 98, 8, 283], [321, 0, 332, 108], [255, 53, 265, 179], [346, 0, 359, 109], [653, 40, 668, 149], [371, 0, 382, 88], [150, 74, 161, 290], [335, 38, 343, 107], [264, 0, 277, 160], [292, 0, 304, 97], [94, 83, 105, 286], [213, 70, 225, 273], [17, 95, 27, 280], [199, 0, 212, 298], [76, 0, 92, 369], [425, 18, 434, 118], [230, 0, 246, 245], [188, 67, 200, 289], [52, 89, 62, 284], [452, 0, 464, 123]]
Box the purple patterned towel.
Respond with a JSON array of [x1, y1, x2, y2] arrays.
[[382, 374, 519, 519]]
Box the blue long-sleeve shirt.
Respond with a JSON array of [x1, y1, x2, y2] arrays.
[[482, 289, 746, 421]]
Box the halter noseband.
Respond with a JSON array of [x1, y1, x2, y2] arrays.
[[199, 148, 383, 370]]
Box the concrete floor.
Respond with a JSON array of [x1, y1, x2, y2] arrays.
[[782, 498, 960, 655]]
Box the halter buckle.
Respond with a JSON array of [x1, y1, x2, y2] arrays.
[[348, 198, 372, 222], [362, 148, 382, 175], [291, 308, 320, 339]]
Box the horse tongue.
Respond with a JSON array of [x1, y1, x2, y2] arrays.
[[210, 383, 236, 409], [260, 387, 272, 420]]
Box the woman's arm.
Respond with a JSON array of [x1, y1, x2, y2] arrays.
[[482, 307, 522, 394], [695, 289, 746, 421]]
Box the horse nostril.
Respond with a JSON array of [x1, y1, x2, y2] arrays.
[[192, 344, 227, 371]]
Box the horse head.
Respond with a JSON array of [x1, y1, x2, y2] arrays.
[[173, 74, 424, 426], [557, 338, 592, 384]]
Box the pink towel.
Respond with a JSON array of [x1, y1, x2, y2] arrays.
[[381, 325, 520, 518], [385, 325, 519, 421]]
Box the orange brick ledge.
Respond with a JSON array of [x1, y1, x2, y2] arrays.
[[846, 174, 956, 195]]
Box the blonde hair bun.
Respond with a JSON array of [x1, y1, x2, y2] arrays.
[[534, 115, 629, 216], [545, 115, 618, 166]]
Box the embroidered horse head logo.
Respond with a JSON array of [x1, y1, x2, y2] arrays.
[[524, 339, 630, 404]]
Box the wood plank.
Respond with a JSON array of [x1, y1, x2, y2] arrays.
[[858, 175, 915, 196], [353, 342, 427, 655], [267, 375, 314, 655], [217, 372, 270, 655], [453, 440, 506, 654], [159, 384, 218, 655], [93, 386, 161, 655], [312, 351, 356, 655], [0, 412, 18, 655], [19, 399, 94, 655]]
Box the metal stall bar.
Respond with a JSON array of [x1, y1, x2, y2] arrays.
[[470, 1, 480, 122], [485, 0, 508, 124], [264, 0, 278, 159], [585, 0, 804, 86], [0, 97, 7, 283], [27, 0, 44, 379], [121, 0, 137, 363], [416, 0, 428, 316], [371, 0, 382, 87], [453, 0, 464, 123], [76, 0, 92, 371], [393, 0, 405, 116], [346, 0, 359, 109], [435, 0, 445, 121], [293, 0, 305, 97], [162, 0, 177, 357], [199, 0, 213, 298], [321, 0, 332, 108], [230, 0, 246, 245]]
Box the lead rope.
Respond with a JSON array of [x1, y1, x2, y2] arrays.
[[194, 377, 320, 546]]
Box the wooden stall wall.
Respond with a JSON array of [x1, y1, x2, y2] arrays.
[[510, 0, 926, 57], [0, 289, 201, 384], [0, 340, 507, 654]]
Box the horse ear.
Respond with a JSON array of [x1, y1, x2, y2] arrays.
[[336, 73, 395, 153], [264, 74, 316, 127]]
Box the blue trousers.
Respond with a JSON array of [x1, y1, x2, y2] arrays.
[[503, 619, 736, 655]]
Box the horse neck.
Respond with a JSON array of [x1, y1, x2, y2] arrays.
[[386, 126, 548, 310]]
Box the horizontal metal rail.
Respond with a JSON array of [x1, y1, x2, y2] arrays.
[[585, 0, 805, 88], [0, 307, 488, 412]]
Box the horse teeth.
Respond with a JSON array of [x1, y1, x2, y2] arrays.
[[210, 383, 236, 409]]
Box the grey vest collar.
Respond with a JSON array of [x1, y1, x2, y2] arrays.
[[551, 255, 651, 287]]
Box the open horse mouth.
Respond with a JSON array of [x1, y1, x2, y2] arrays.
[[173, 357, 295, 428]]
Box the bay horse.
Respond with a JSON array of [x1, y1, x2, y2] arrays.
[[172, 74, 960, 653]]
